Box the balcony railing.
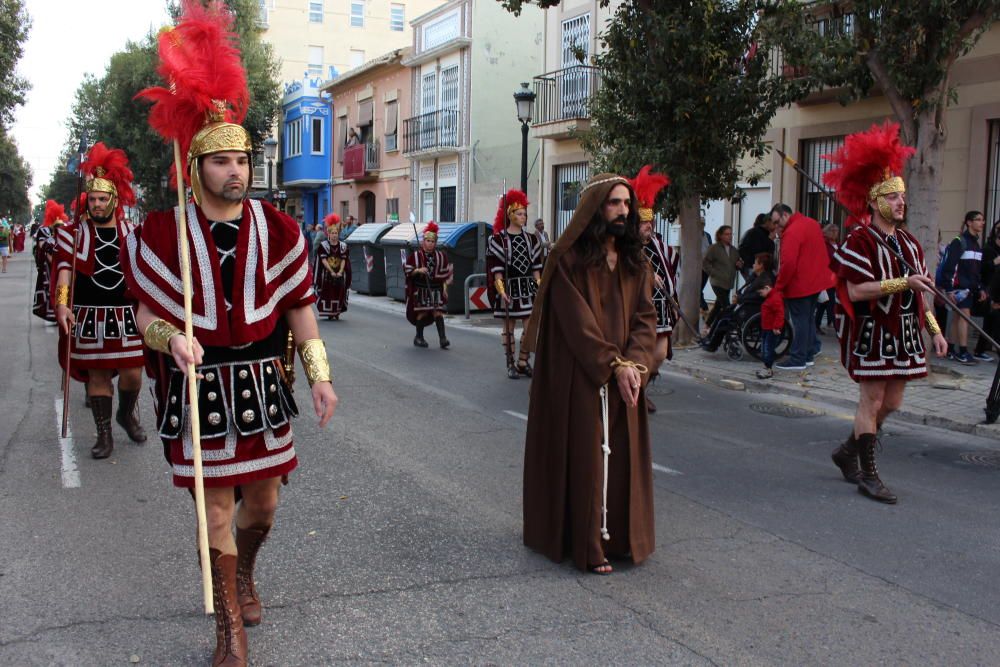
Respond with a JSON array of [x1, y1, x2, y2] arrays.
[[532, 65, 601, 125], [343, 140, 381, 180], [402, 109, 461, 154]]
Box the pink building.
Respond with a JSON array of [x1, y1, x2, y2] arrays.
[[322, 48, 413, 225]]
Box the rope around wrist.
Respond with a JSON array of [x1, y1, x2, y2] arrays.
[[611, 356, 649, 375], [144, 319, 182, 353], [297, 338, 331, 386]]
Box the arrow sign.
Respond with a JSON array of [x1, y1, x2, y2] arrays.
[[468, 286, 489, 311]]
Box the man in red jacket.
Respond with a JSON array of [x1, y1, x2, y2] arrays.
[[771, 204, 836, 371]]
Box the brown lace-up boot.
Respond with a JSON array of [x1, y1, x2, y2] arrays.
[[89, 396, 114, 459], [115, 389, 147, 443], [210, 549, 248, 667], [235, 525, 270, 627], [856, 433, 897, 504], [831, 432, 861, 483]]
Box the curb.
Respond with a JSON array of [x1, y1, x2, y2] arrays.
[[666, 360, 1000, 441]]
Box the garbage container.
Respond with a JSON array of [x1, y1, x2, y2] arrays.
[[345, 222, 393, 295], [379, 222, 488, 313]]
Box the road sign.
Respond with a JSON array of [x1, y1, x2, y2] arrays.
[[468, 286, 489, 311]]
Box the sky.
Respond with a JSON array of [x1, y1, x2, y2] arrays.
[[11, 0, 173, 206]]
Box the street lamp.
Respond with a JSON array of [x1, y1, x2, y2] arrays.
[[263, 136, 278, 202], [513, 82, 536, 194]]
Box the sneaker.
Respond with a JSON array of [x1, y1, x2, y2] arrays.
[[755, 368, 773, 379], [774, 361, 807, 371], [973, 352, 993, 362], [806, 360, 816, 367], [946, 349, 956, 361], [954, 351, 976, 365]]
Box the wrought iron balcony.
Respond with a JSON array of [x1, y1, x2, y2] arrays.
[[532, 65, 601, 126], [343, 141, 381, 181], [402, 109, 461, 155]]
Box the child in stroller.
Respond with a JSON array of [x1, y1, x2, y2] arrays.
[[700, 253, 792, 361]]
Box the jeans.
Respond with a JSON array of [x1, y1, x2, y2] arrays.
[[815, 288, 835, 328], [786, 292, 821, 365], [761, 329, 778, 369], [706, 286, 730, 327]]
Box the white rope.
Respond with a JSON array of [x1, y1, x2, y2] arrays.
[[600, 384, 611, 542]]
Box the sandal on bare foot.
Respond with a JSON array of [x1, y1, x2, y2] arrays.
[[588, 561, 613, 575]]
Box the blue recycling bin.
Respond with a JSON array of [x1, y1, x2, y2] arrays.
[[345, 222, 393, 295]]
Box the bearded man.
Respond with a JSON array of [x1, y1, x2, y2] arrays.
[[53, 143, 146, 459], [522, 173, 657, 575]]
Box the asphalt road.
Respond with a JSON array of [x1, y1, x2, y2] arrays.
[[1, 251, 998, 666]]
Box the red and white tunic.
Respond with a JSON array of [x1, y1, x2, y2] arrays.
[[642, 236, 678, 334], [833, 224, 929, 382], [404, 249, 453, 324], [314, 239, 351, 317], [32, 225, 56, 322], [53, 218, 144, 381], [486, 230, 543, 319], [121, 199, 315, 488]]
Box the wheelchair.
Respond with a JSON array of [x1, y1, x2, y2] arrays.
[[700, 284, 793, 362]]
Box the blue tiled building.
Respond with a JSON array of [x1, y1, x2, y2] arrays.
[[280, 75, 335, 228]]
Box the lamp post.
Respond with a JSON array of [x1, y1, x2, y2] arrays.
[[263, 136, 278, 203], [513, 82, 536, 194]]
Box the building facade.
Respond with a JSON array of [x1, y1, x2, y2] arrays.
[[322, 49, 413, 226], [280, 76, 333, 226], [402, 0, 544, 224]]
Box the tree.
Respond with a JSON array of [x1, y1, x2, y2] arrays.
[[42, 0, 282, 212], [501, 0, 816, 342], [0, 0, 31, 128], [0, 129, 32, 219], [791, 2, 1000, 270]]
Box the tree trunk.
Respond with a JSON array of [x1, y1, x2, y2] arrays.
[[904, 107, 945, 276], [675, 193, 704, 345]]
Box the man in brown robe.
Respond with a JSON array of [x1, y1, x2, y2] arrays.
[[522, 173, 657, 574]]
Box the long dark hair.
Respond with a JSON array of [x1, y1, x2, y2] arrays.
[[574, 206, 646, 276]]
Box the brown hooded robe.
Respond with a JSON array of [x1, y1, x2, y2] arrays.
[[522, 174, 658, 571]]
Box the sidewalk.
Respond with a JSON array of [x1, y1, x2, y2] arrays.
[[667, 331, 1000, 441], [350, 294, 1000, 441]]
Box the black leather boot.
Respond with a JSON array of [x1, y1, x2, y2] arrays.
[[413, 324, 428, 348], [90, 396, 114, 459], [831, 432, 861, 483], [116, 389, 147, 443], [856, 433, 897, 504], [435, 316, 450, 349]]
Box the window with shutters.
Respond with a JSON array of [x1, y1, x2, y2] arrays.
[[390, 4, 405, 31], [349, 50, 365, 70], [307, 45, 323, 76], [384, 101, 398, 152], [357, 99, 373, 143], [311, 116, 323, 154], [439, 66, 459, 146], [439, 186, 456, 223], [986, 120, 1000, 227], [285, 118, 303, 158], [308, 1, 322, 23], [798, 135, 846, 229], [554, 162, 588, 237], [421, 71, 437, 113], [350, 0, 364, 27], [386, 198, 399, 221], [337, 115, 348, 163]]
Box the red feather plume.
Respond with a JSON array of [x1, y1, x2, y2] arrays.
[[135, 0, 249, 187], [324, 213, 341, 227], [628, 165, 670, 210], [70, 192, 87, 215], [424, 222, 439, 236], [493, 189, 529, 234], [43, 200, 68, 227], [822, 121, 915, 224], [81, 142, 136, 216]]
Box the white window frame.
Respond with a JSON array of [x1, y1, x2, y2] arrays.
[[310, 116, 324, 155], [390, 3, 405, 31], [350, 0, 364, 28], [349, 49, 365, 69], [308, 0, 323, 23], [285, 118, 303, 158], [307, 45, 324, 77]]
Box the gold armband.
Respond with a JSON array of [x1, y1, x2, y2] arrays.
[[879, 277, 909, 295], [144, 319, 182, 354], [54, 285, 70, 306], [297, 338, 331, 386], [494, 276, 506, 297], [611, 356, 650, 375], [925, 310, 941, 335]]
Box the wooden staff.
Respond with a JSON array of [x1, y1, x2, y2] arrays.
[[61, 146, 86, 438], [173, 140, 212, 613]]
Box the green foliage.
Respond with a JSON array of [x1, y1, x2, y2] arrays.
[[580, 1, 814, 212], [41, 0, 281, 213], [0, 0, 31, 129], [0, 129, 32, 219]]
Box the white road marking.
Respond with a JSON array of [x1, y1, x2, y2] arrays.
[[652, 463, 683, 476], [505, 410, 683, 476], [54, 397, 80, 489]]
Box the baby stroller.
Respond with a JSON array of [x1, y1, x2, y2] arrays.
[[700, 280, 793, 361]]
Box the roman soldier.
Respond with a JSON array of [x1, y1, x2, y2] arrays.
[[53, 142, 146, 459], [32, 200, 67, 322], [487, 189, 542, 379], [404, 222, 453, 348], [631, 166, 675, 413], [824, 121, 948, 504], [125, 2, 338, 664], [313, 213, 352, 320]]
